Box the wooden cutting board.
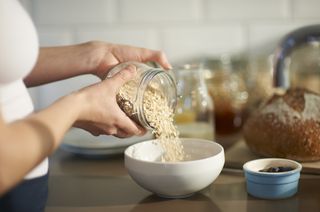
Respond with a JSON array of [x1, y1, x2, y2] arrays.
[[225, 139, 320, 175]]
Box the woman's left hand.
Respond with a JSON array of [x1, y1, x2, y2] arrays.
[[86, 41, 172, 80], [24, 41, 172, 87]]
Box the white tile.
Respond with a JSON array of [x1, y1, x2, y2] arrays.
[[37, 29, 74, 46], [33, 0, 116, 25], [293, 0, 320, 18], [120, 0, 202, 22], [248, 22, 317, 55], [38, 75, 99, 108], [163, 25, 246, 62], [76, 27, 160, 49], [206, 0, 290, 20]]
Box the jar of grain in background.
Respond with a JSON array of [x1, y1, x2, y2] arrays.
[[106, 62, 177, 130], [174, 64, 215, 140], [204, 55, 249, 147]]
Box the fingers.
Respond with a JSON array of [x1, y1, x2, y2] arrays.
[[115, 129, 132, 138], [115, 44, 172, 70], [74, 121, 103, 136], [75, 120, 143, 138], [140, 49, 172, 70], [102, 106, 146, 137], [108, 107, 147, 138], [114, 109, 145, 136], [105, 64, 137, 91], [115, 124, 147, 138]]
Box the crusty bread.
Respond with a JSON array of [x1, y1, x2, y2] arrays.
[[243, 88, 320, 161]]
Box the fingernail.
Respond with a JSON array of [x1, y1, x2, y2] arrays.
[[126, 64, 137, 75], [139, 128, 147, 135], [135, 130, 142, 135]]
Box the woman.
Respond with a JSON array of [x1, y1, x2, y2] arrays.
[[0, 0, 171, 211]]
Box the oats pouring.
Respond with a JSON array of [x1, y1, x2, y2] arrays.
[[107, 62, 185, 162]]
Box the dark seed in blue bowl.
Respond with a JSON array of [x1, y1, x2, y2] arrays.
[[259, 166, 294, 173]]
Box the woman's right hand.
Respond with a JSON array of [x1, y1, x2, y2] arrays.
[[73, 65, 146, 138]]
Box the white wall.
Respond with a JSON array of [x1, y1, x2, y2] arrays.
[[18, 0, 320, 109]]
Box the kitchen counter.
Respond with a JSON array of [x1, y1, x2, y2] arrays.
[[46, 148, 320, 212]]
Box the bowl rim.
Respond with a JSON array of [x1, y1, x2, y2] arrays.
[[243, 158, 302, 176], [124, 138, 224, 165]]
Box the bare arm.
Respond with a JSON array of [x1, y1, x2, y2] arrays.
[[0, 66, 140, 195], [24, 41, 172, 87], [0, 93, 79, 195], [23, 43, 99, 87]]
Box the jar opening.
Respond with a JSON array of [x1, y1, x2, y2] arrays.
[[137, 70, 177, 129]]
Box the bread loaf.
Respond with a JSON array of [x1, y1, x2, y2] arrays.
[[243, 88, 320, 161]]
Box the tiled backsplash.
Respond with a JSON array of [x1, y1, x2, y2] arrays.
[[18, 0, 320, 108]]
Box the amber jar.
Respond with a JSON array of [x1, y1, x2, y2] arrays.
[[204, 57, 249, 138]]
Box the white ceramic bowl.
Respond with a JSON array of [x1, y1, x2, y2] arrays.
[[125, 138, 225, 198]]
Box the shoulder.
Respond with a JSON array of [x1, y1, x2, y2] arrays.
[[0, 0, 39, 83]]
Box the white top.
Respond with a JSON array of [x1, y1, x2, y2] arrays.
[[0, 0, 48, 179]]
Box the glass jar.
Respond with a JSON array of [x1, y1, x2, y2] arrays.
[[107, 61, 177, 130], [204, 56, 248, 140], [174, 64, 215, 140]]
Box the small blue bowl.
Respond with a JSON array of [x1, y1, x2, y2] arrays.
[[243, 158, 302, 199]]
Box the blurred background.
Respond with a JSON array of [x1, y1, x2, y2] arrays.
[[18, 0, 320, 146]]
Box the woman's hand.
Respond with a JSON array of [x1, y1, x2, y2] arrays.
[[24, 41, 172, 87], [1, 40, 171, 194], [0, 65, 145, 194], [87, 41, 172, 80], [73, 64, 146, 138]]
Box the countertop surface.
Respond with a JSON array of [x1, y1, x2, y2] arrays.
[[46, 147, 320, 212]]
